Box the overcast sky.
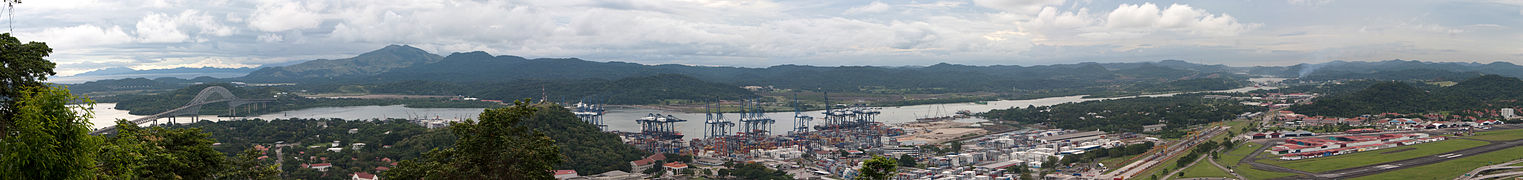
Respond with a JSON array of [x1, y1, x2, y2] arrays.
[[17, 0, 1523, 75]]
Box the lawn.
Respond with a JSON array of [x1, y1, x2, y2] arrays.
[[1351, 144, 1523, 180], [1235, 166, 1299, 180], [1175, 157, 1232, 179], [1214, 143, 1260, 167], [1213, 142, 1298, 179], [1256, 139, 1489, 173], [1465, 128, 1523, 141]]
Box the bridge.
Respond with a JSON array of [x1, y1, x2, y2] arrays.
[[91, 86, 275, 135]]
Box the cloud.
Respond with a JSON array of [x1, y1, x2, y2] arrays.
[[1104, 3, 1258, 36], [844, 1, 891, 14], [973, 0, 1066, 14], [134, 13, 190, 42], [1019, 2, 1259, 43], [133, 10, 236, 43], [257, 34, 283, 42], [19, 0, 1523, 74], [247, 0, 325, 32], [1288, 0, 1334, 6], [31, 25, 135, 49]]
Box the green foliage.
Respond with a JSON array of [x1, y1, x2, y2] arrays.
[[181, 118, 446, 179], [519, 104, 651, 174], [1060, 142, 1154, 165], [98, 120, 229, 179], [366, 74, 758, 105], [858, 155, 898, 180], [220, 147, 279, 180], [0, 86, 99, 179], [724, 162, 792, 180], [1291, 75, 1523, 117], [0, 32, 56, 138], [386, 100, 562, 179], [897, 154, 917, 168], [110, 84, 501, 115], [982, 96, 1264, 133]]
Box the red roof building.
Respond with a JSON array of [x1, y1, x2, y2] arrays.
[[351, 172, 377, 180]]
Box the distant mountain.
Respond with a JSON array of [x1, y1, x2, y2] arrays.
[[73, 67, 259, 77], [1290, 75, 1523, 117], [238, 46, 1248, 94], [1248, 60, 1523, 80], [242, 45, 443, 81], [369, 74, 758, 104]]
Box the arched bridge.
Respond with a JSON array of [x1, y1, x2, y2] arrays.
[[91, 86, 276, 135]]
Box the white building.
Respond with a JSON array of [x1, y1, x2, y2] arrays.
[[1504, 108, 1517, 119]]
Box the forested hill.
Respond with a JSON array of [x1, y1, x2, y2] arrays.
[[523, 104, 651, 175], [1290, 75, 1523, 117], [1249, 60, 1523, 81], [237, 45, 1252, 94], [242, 45, 443, 80], [368, 74, 759, 104]]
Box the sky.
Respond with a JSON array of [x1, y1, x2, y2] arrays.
[[16, 0, 1523, 75]]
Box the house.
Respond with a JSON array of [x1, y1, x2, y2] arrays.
[[351, 172, 377, 180], [1142, 124, 1167, 132], [375, 166, 390, 171], [352, 143, 366, 150], [1344, 128, 1380, 134], [584, 170, 640, 179], [628, 154, 667, 173], [309, 163, 333, 172], [554, 170, 579, 179], [662, 162, 688, 173], [1251, 133, 1267, 139], [348, 128, 360, 134]]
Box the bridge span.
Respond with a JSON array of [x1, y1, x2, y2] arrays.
[[91, 86, 274, 135]]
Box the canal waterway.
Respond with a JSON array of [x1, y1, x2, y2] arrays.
[[89, 79, 1280, 137]]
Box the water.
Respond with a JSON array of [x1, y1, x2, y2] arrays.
[[88, 85, 1278, 136]]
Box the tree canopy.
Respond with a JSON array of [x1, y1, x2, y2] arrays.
[[857, 155, 898, 180], [0, 86, 99, 179], [386, 100, 563, 179], [0, 32, 56, 138]]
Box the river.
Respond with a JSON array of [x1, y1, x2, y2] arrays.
[[88, 80, 1280, 137]]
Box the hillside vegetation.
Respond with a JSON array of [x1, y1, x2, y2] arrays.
[[1290, 75, 1523, 117]]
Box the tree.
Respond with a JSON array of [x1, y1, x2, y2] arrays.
[[97, 119, 228, 179], [385, 100, 563, 179], [1041, 156, 1059, 169], [220, 147, 279, 180], [0, 86, 99, 179], [949, 141, 964, 153], [897, 154, 917, 167], [857, 155, 897, 180], [0, 33, 56, 138]]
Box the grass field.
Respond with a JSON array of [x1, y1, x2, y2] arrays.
[[1256, 139, 1489, 173], [1214, 143, 1260, 167], [1175, 157, 1233, 179], [1466, 128, 1523, 141], [1213, 142, 1298, 179], [1235, 166, 1299, 180], [1351, 144, 1523, 180]]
